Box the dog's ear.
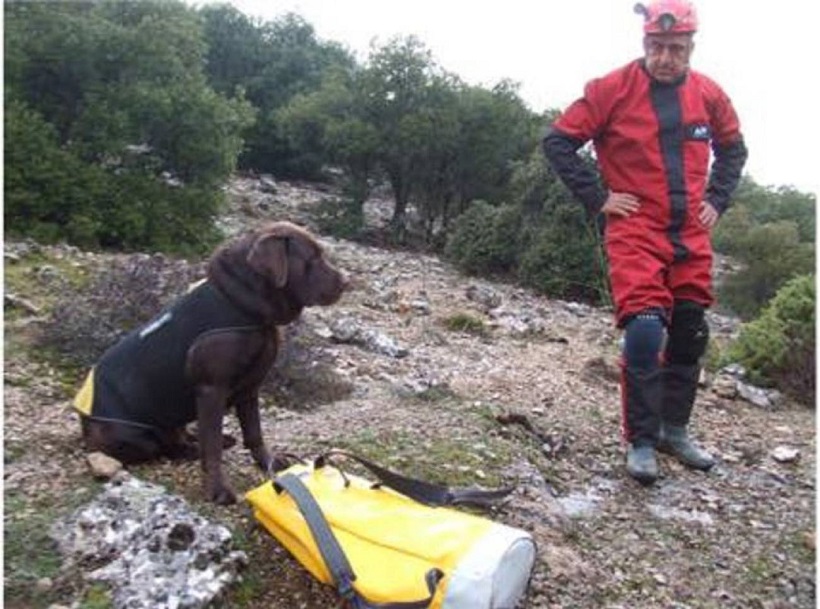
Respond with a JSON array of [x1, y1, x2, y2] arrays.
[[247, 233, 288, 287]]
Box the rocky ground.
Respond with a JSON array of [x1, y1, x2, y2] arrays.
[[3, 176, 816, 608]]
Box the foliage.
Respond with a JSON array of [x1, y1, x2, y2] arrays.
[[363, 39, 538, 241], [276, 66, 379, 212], [714, 177, 816, 249], [445, 200, 522, 276], [276, 36, 538, 244], [711, 203, 753, 256], [441, 312, 489, 337], [725, 274, 815, 406], [717, 221, 814, 319], [5, 2, 537, 253], [713, 177, 815, 319], [313, 195, 367, 240], [444, 145, 610, 306], [4, 99, 107, 247], [199, 6, 355, 177], [449, 81, 540, 211], [199, 3, 268, 98], [4, 1, 253, 253], [518, 203, 609, 304], [358, 36, 447, 239], [713, 179, 816, 255]]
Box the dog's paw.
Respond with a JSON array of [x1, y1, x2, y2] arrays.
[[255, 451, 293, 475], [268, 453, 294, 473], [249, 447, 275, 473], [207, 482, 238, 505]]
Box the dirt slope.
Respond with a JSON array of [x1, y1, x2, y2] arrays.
[[3, 177, 815, 608]]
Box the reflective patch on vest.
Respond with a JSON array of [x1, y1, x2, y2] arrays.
[[685, 123, 712, 141], [138, 311, 173, 339], [187, 278, 207, 293]]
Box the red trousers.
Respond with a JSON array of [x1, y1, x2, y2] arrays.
[[605, 216, 713, 326]]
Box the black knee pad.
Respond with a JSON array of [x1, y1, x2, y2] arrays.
[[666, 300, 709, 365]]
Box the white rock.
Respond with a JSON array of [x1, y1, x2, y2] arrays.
[[771, 446, 800, 463]]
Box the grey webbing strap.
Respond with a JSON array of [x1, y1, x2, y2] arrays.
[[274, 473, 358, 603], [274, 473, 444, 609]]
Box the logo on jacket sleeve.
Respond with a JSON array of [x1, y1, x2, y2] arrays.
[[685, 123, 712, 141]]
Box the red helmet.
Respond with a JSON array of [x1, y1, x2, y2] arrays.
[[634, 0, 698, 34]]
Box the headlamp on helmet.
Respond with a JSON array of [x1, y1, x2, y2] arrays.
[[634, 0, 698, 34]]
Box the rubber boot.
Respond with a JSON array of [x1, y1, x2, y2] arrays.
[[626, 444, 659, 486], [658, 424, 715, 471], [621, 366, 662, 485], [659, 363, 714, 471]]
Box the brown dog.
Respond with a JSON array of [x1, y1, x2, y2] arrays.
[[74, 222, 348, 504]]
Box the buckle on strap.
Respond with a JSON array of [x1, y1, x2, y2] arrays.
[[338, 573, 356, 600]]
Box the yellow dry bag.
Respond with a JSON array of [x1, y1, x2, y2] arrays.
[[246, 450, 536, 608]]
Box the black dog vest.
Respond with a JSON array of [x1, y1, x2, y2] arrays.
[[74, 280, 263, 429]]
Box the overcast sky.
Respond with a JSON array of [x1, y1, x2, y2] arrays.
[[205, 0, 818, 197]]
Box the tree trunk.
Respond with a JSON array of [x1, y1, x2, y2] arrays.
[[389, 174, 410, 244]]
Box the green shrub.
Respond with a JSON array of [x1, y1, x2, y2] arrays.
[[4, 99, 107, 249], [725, 274, 815, 406], [314, 196, 365, 240], [95, 173, 223, 255], [4, 99, 223, 255], [518, 204, 609, 305], [717, 221, 814, 319], [441, 312, 488, 336], [714, 180, 816, 250], [445, 200, 521, 276], [712, 204, 752, 255]]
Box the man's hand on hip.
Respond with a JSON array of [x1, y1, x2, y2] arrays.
[[699, 200, 719, 229], [601, 191, 640, 217]]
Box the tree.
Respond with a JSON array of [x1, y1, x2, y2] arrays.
[[276, 67, 380, 234], [200, 9, 355, 176], [359, 36, 440, 240], [449, 81, 539, 214], [199, 3, 268, 97], [712, 176, 816, 319], [4, 0, 254, 252], [403, 73, 463, 243], [715, 177, 816, 250]]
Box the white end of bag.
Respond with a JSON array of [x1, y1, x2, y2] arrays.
[[442, 523, 536, 609]]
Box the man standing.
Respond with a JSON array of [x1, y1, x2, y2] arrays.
[[542, 0, 747, 484]]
